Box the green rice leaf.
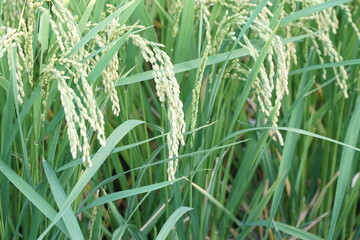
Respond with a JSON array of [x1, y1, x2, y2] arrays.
[[280, 0, 354, 26], [37, 120, 145, 240], [43, 160, 84, 240], [81, 179, 183, 211], [156, 207, 193, 240], [0, 159, 70, 237], [328, 96, 360, 240]]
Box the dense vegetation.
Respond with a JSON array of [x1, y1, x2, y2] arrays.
[[0, 0, 359, 239]]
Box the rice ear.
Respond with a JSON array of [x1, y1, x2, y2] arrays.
[[131, 34, 186, 181]]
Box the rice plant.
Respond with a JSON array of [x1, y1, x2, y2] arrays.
[[0, 0, 359, 239]]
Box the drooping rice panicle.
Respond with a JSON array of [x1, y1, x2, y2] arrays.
[[38, 1, 106, 166], [0, 26, 27, 103], [170, 0, 186, 38], [130, 34, 186, 181], [0, 0, 359, 239], [191, 1, 212, 144]]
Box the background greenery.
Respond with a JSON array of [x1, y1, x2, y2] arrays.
[[0, 0, 359, 239]]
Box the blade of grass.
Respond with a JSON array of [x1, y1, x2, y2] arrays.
[[246, 220, 324, 240], [43, 160, 84, 240], [0, 159, 70, 237], [173, 0, 195, 64], [81, 178, 183, 211], [37, 120, 145, 240], [78, 0, 96, 33], [290, 59, 360, 75], [56, 123, 212, 172], [9, 47, 32, 185], [38, 10, 49, 55], [156, 206, 193, 240], [265, 49, 314, 238], [240, 173, 285, 239], [74, 141, 247, 210], [222, 126, 360, 153], [279, 0, 354, 26], [328, 95, 360, 239]]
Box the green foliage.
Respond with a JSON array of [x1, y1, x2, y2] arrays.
[[0, 0, 359, 239]]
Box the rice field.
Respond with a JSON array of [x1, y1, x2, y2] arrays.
[[0, 0, 359, 239]]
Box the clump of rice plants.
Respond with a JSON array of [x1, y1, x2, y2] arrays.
[[0, 0, 359, 239]]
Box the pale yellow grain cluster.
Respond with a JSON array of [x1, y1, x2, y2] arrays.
[[208, 10, 248, 85], [284, 24, 297, 70], [211, 11, 247, 56], [302, 2, 348, 98], [223, 59, 250, 82], [227, 6, 288, 145], [1, 0, 22, 28], [0, 0, 41, 103], [204, 0, 249, 13], [37, 1, 186, 173], [340, 4, 360, 40], [0, 26, 27, 103], [91, 5, 145, 117], [287, 0, 359, 98], [130, 34, 186, 181], [94, 5, 123, 116], [317, 31, 348, 98], [170, 0, 186, 38], [2, 0, 355, 175], [22, 0, 41, 87], [191, 3, 288, 145], [191, 1, 212, 142], [38, 1, 106, 166]]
